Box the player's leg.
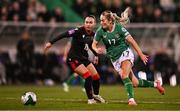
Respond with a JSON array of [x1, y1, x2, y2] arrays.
[[77, 75, 85, 92], [87, 63, 105, 103], [129, 70, 165, 95], [120, 60, 137, 106], [73, 73, 85, 92], [62, 66, 74, 92], [66, 73, 76, 85], [74, 64, 96, 104]]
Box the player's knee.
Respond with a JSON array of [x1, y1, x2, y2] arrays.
[[119, 70, 129, 79], [121, 74, 128, 80], [82, 71, 91, 79], [132, 82, 138, 87], [92, 74, 100, 80], [132, 79, 139, 87]]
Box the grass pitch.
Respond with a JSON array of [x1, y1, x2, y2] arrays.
[[0, 85, 180, 110]]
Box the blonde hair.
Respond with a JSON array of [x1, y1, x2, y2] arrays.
[[101, 10, 130, 26]]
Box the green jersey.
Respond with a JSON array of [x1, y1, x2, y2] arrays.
[[95, 23, 130, 61]]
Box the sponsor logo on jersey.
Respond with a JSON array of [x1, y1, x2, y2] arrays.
[[82, 35, 85, 38], [103, 34, 107, 38]]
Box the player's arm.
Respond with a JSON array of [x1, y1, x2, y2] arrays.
[[126, 35, 148, 65], [44, 28, 78, 53], [92, 28, 104, 54], [63, 41, 71, 62], [92, 40, 104, 54]]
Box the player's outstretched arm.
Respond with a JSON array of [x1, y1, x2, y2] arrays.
[[126, 35, 148, 65], [92, 40, 104, 54], [43, 29, 77, 54]]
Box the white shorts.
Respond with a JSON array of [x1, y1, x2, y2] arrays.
[[111, 48, 134, 72]]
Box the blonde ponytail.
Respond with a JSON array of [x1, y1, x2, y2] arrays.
[[113, 7, 130, 26], [101, 7, 130, 26]]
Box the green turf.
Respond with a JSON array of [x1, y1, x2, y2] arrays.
[[0, 85, 180, 110]]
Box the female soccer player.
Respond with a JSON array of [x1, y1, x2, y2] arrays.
[[62, 41, 85, 92], [44, 15, 105, 104], [92, 10, 165, 106]]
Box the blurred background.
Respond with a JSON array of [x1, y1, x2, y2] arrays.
[[0, 0, 180, 86]]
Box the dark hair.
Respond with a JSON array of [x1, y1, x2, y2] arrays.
[[85, 15, 96, 20]]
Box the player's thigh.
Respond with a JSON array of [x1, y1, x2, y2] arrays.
[[121, 60, 132, 79], [86, 63, 98, 76], [74, 64, 89, 76]]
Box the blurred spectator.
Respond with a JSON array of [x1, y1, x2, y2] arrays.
[[96, 0, 111, 16], [85, 0, 97, 16], [121, 0, 133, 11], [0, 0, 180, 23], [134, 52, 154, 81], [0, 6, 8, 21], [8, 1, 24, 21], [160, 0, 176, 12], [51, 7, 65, 22], [153, 48, 177, 84], [16, 31, 35, 83], [174, 1, 180, 22], [152, 7, 163, 22], [0, 54, 6, 85], [72, 0, 86, 17], [110, 0, 123, 15], [133, 6, 146, 22], [36, 3, 51, 22]]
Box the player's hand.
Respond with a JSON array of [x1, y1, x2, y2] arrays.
[[63, 56, 67, 62], [44, 42, 52, 54], [140, 53, 149, 65], [93, 56, 99, 64]]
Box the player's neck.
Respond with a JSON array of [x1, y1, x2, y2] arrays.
[[85, 28, 92, 35], [107, 23, 115, 33]]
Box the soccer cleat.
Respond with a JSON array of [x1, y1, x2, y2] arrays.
[[62, 82, 69, 92], [155, 80, 165, 95], [87, 99, 97, 104], [93, 95, 106, 103], [128, 98, 137, 106]]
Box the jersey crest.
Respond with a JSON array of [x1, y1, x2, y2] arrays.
[[115, 33, 120, 38]]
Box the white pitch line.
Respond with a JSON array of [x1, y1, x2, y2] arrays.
[[3, 97, 180, 105]]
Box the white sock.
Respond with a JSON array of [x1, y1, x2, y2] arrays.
[[128, 98, 135, 101]]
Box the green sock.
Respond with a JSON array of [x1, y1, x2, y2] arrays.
[[79, 76, 85, 87], [66, 74, 76, 85], [122, 78, 134, 99], [138, 79, 154, 87]]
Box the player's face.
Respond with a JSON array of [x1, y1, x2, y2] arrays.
[[100, 15, 111, 30], [84, 17, 95, 31]]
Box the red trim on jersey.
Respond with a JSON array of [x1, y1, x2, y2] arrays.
[[82, 71, 91, 79], [92, 74, 100, 80]]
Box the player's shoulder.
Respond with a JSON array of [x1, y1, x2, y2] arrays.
[[68, 26, 82, 35], [115, 22, 123, 28], [115, 22, 128, 32], [96, 26, 105, 34]]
